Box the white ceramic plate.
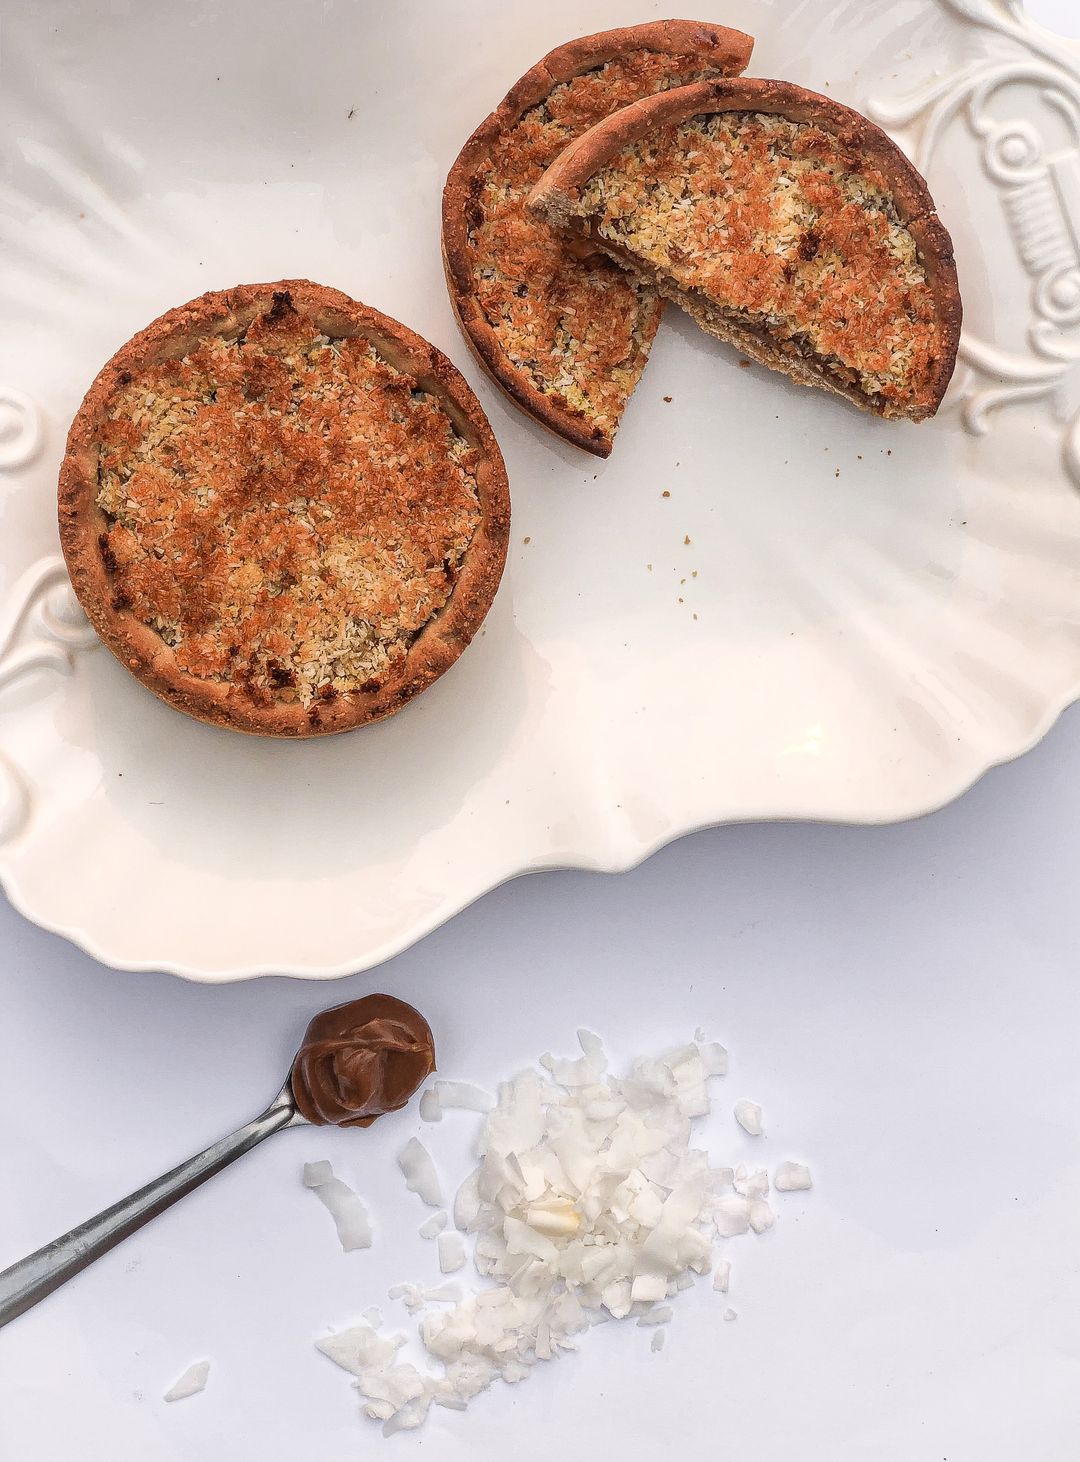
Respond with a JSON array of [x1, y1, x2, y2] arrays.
[[2, 0, 1079, 979]]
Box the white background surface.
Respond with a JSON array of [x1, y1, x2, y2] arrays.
[[2, 1, 1079, 1458]]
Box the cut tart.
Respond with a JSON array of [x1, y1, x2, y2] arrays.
[[528, 78, 961, 421], [59, 281, 510, 737], [442, 20, 754, 457]]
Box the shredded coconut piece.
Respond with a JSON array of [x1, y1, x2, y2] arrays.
[[437, 1232, 467, 1274], [419, 1089, 442, 1123], [398, 1138, 444, 1208], [774, 1162, 813, 1192], [723, 1307, 738, 1322], [734, 1099, 763, 1135], [163, 1360, 209, 1403], [303, 1161, 372, 1251], [651, 1328, 666, 1352], [734, 1164, 769, 1200], [749, 1200, 776, 1234], [419, 1211, 449, 1240], [713, 1258, 732, 1293], [434, 1080, 495, 1113]]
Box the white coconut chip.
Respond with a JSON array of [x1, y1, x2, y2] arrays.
[[723, 1307, 738, 1322], [434, 1080, 495, 1113], [419, 1088, 442, 1123], [316, 1325, 404, 1377], [713, 1194, 751, 1237], [452, 1170, 482, 1232], [733, 1164, 769, 1200], [749, 1200, 776, 1234], [397, 1138, 444, 1208], [651, 1329, 666, 1352], [303, 1162, 372, 1251], [774, 1161, 813, 1192], [163, 1360, 209, 1403], [437, 1232, 466, 1274], [699, 1042, 729, 1076], [423, 1284, 462, 1304], [419, 1211, 449, 1240], [321, 1032, 810, 1436], [734, 1099, 763, 1136]]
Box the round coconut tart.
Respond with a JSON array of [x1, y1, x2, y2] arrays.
[[59, 280, 510, 737]]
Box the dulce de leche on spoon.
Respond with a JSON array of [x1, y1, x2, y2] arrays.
[[291, 995, 436, 1128]]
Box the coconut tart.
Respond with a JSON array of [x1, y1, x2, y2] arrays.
[[59, 281, 510, 736]]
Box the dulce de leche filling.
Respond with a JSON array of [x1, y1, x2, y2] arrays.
[[290, 994, 435, 1128]]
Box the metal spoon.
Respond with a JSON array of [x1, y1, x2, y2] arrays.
[[0, 1077, 306, 1331], [0, 991, 435, 1331]]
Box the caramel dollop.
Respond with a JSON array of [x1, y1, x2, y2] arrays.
[[290, 995, 435, 1128]]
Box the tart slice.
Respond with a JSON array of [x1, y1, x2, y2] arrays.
[[528, 79, 961, 420], [59, 281, 510, 737], [442, 21, 754, 457]]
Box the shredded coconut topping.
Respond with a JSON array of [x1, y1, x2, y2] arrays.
[[96, 294, 481, 704]]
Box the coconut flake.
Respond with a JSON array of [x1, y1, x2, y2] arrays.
[[713, 1194, 751, 1237], [438, 1232, 466, 1274], [749, 1200, 775, 1234], [734, 1099, 763, 1136], [398, 1138, 444, 1207], [651, 1329, 666, 1352], [435, 1080, 495, 1113], [316, 1325, 404, 1376], [699, 1042, 729, 1076], [303, 1162, 372, 1251], [712, 1258, 732, 1293], [453, 1170, 482, 1233], [419, 1089, 442, 1123], [163, 1361, 209, 1402], [774, 1161, 813, 1192], [419, 1211, 449, 1240], [733, 1164, 769, 1200], [723, 1307, 738, 1322], [423, 1284, 462, 1304]]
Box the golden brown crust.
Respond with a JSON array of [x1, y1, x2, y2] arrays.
[[442, 22, 754, 457], [528, 77, 962, 420], [58, 281, 510, 737]]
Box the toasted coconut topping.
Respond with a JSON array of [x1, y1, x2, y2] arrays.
[[95, 299, 481, 705], [570, 112, 943, 412]]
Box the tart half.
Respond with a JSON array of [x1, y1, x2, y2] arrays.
[[528, 79, 961, 420], [442, 21, 754, 456]]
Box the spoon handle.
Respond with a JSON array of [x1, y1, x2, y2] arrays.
[[0, 1090, 299, 1331]]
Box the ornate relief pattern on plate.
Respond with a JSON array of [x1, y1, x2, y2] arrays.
[[0, 558, 97, 845], [870, 0, 1080, 484]]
